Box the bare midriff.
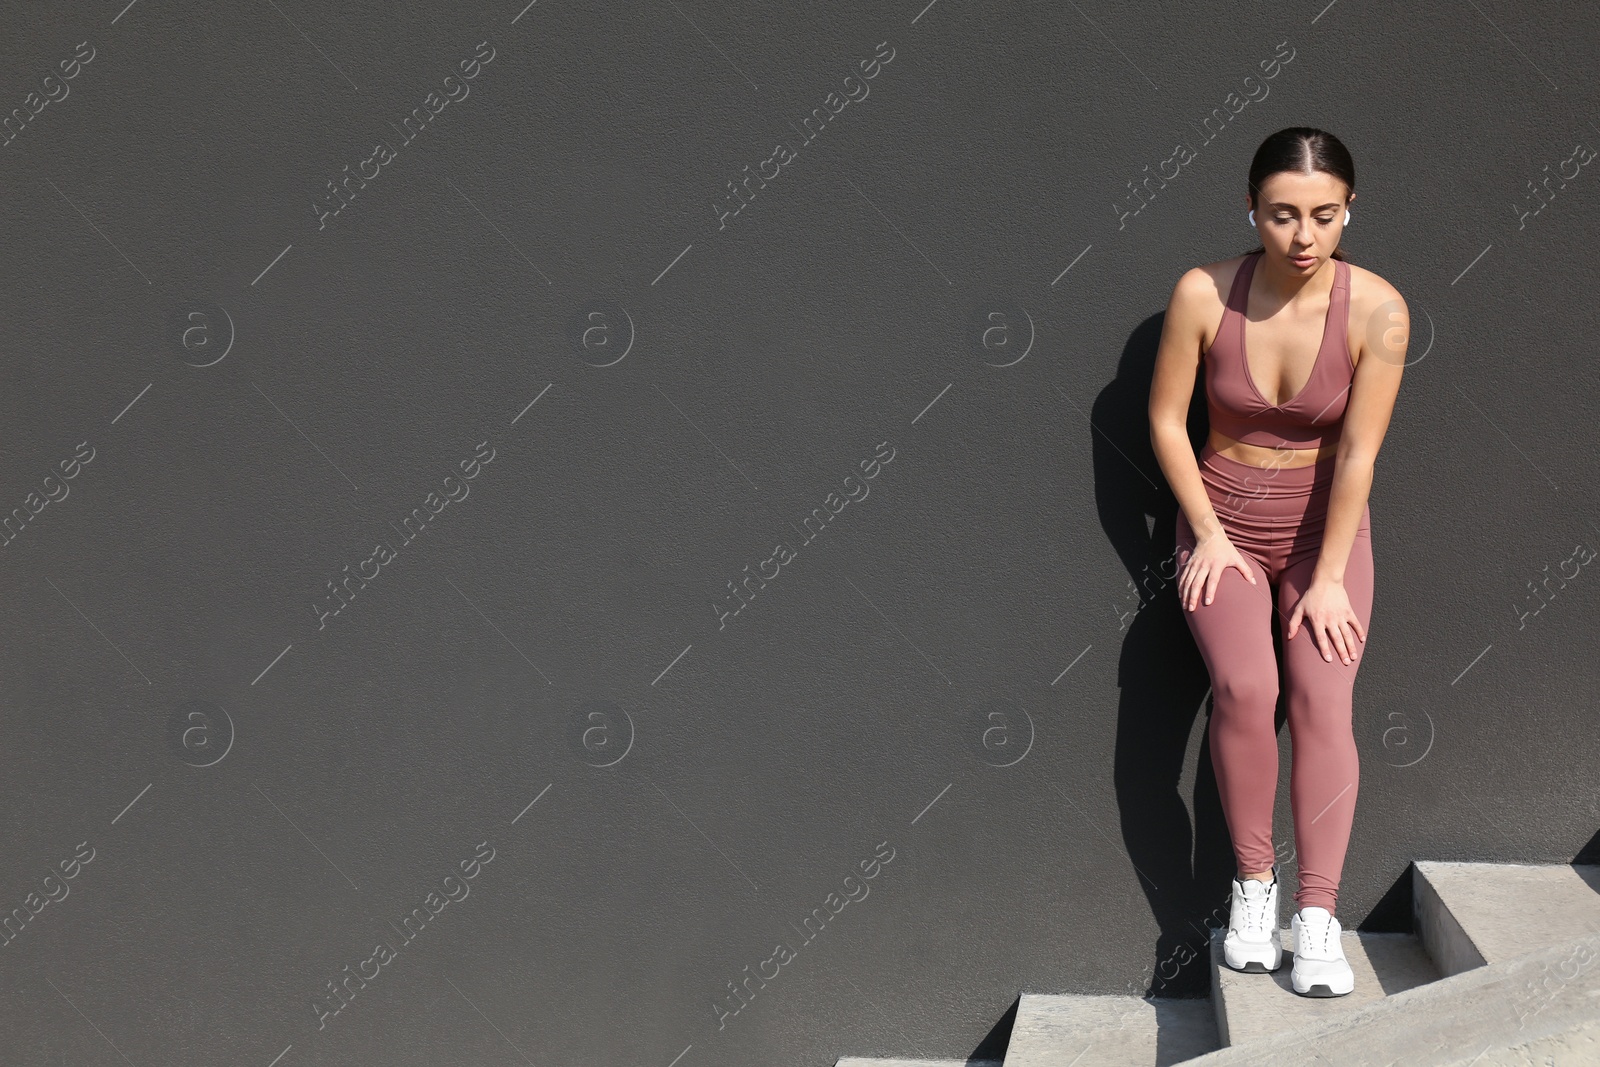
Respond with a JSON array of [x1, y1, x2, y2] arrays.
[[1207, 429, 1339, 468]]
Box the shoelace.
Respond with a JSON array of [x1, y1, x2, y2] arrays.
[[1237, 880, 1271, 934], [1299, 911, 1336, 956]]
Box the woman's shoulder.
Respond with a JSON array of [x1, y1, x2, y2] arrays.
[[1168, 254, 1255, 357], [1171, 253, 1254, 311], [1343, 258, 1404, 304], [1191, 251, 1255, 280], [1343, 259, 1408, 333], [1340, 260, 1408, 368]]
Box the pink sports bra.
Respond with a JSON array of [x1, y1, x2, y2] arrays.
[[1204, 250, 1355, 449]]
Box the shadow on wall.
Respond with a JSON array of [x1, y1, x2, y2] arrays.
[[949, 310, 1232, 1061], [967, 997, 1018, 1063], [1574, 829, 1600, 866], [1098, 309, 1267, 1000]]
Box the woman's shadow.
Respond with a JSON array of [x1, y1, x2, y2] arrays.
[[1094, 310, 1293, 1000]]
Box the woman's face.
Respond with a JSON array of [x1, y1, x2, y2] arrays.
[[1250, 170, 1352, 271]]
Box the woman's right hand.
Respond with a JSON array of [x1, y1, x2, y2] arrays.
[[1177, 528, 1258, 610]]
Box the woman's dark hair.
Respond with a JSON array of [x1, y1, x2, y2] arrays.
[[1242, 127, 1357, 261]]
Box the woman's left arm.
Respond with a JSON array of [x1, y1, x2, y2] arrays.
[[1290, 274, 1409, 661]]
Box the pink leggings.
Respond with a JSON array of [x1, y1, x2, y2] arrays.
[[1176, 444, 1373, 916]]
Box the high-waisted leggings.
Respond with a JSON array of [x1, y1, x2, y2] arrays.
[[1176, 443, 1373, 916]]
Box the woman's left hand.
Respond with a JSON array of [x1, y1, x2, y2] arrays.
[[1287, 578, 1366, 664]]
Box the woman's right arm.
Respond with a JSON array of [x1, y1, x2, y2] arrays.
[[1148, 266, 1258, 607]]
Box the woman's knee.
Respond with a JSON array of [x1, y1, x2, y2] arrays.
[[1283, 691, 1357, 741], [1212, 671, 1279, 714]]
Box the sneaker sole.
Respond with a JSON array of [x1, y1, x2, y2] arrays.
[[1226, 958, 1282, 974], [1293, 982, 1352, 997], [1223, 942, 1284, 973], [1291, 966, 1354, 997]]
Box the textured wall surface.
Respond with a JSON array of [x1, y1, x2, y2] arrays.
[[1, 0, 1597, 1064]]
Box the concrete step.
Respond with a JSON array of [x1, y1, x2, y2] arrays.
[[1176, 928, 1600, 1065], [1001, 993, 1219, 1066], [1209, 924, 1440, 1047], [1415, 861, 1600, 977], [833, 863, 1600, 1067]]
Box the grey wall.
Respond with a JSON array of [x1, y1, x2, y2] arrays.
[[2, 0, 1598, 1063]]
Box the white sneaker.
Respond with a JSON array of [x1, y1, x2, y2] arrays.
[[1223, 864, 1283, 972], [1291, 906, 1354, 996]]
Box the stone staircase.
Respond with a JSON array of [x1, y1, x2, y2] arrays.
[[834, 861, 1600, 1066]]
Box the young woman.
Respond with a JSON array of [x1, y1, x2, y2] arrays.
[[1147, 127, 1408, 997]]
